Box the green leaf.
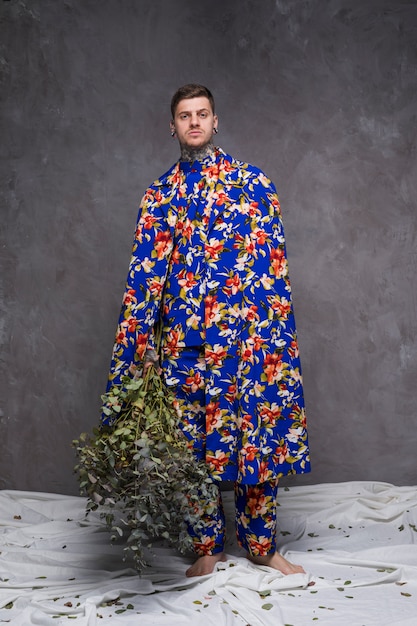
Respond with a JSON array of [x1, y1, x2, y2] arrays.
[[73, 364, 214, 573], [262, 603, 273, 610]]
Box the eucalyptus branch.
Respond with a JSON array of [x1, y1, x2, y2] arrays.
[[73, 357, 216, 571]]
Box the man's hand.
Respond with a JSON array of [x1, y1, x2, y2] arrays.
[[143, 349, 162, 374]]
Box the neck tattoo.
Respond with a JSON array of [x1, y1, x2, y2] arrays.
[[180, 143, 216, 163]]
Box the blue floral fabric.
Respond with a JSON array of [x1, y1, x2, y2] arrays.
[[105, 147, 311, 484], [185, 478, 280, 557]]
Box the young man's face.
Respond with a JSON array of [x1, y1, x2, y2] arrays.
[[171, 96, 218, 150]]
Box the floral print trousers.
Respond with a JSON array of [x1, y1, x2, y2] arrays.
[[163, 347, 279, 556], [188, 479, 279, 556]]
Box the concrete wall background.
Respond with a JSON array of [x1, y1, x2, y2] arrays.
[[1, 0, 416, 495]]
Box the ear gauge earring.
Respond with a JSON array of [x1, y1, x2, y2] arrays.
[[213, 127, 218, 134], [171, 130, 176, 137]]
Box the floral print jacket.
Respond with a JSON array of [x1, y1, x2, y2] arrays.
[[105, 147, 310, 484]]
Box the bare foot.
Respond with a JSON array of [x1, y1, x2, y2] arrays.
[[186, 552, 227, 577], [247, 551, 305, 575]]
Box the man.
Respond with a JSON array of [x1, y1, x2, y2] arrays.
[[105, 84, 311, 577]]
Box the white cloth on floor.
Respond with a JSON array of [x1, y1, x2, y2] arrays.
[[0, 481, 416, 625]]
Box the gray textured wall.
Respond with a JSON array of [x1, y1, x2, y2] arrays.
[[1, 0, 416, 495]]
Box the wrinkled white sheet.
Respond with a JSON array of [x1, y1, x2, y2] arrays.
[[1, 482, 416, 625]]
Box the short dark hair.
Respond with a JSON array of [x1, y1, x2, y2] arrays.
[[170, 84, 215, 118]]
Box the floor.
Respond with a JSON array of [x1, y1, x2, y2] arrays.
[[1, 481, 416, 625]]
